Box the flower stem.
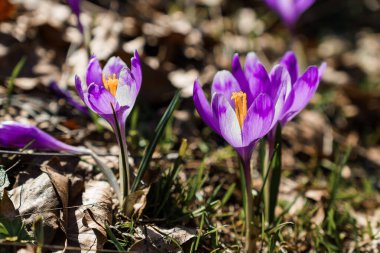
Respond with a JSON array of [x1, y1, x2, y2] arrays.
[[111, 104, 131, 211], [240, 158, 255, 253]]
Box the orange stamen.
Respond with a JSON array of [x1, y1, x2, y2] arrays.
[[231, 91, 247, 129], [102, 73, 118, 96]]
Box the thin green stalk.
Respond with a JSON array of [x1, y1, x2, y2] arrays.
[[6, 57, 26, 110], [239, 158, 255, 253], [260, 140, 270, 224], [131, 92, 181, 192], [268, 125, 282, 224], [326, 146, 351, 212], [111, 104, 130, 209]]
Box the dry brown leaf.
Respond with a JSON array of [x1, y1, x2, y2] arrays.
[[41, 159, 70, 235], [0, 190, 18, 218], [8, 172, 61, 244], [131, 225, 196, 253], [65, 180, 112, 252], [124, 187, 150, 219]]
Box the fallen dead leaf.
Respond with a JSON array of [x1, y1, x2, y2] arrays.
[[0, 190, 18, 219], [131, 225, 196, 253], [8, 172, 61, 244], [41, 159, 69, 235], [65, 180, 112, 252], [124, 187, 150, 219]]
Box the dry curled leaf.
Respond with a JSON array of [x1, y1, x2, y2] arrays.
[[41, 159, 69, 232], [131, 225, 196, 253], [0, 190, 17, 219], [124, 187, 150, 219], [65, 180, 112, 252], [8, 172, 61, 244]]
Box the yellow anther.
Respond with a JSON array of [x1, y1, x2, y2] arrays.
[[102, 73, 118, 96], [231, 91, 247, 129]]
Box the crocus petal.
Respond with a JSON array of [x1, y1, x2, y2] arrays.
[[211, 70, 241, 108], [193, 80, 219, 134], [280, 51, 299, 84], [87, 83, 118, 122], [284, 66, 319, 122], [269, 65, 289, 129], [269, 65, 290, 101], [103, 56, 127, 79], [295, 0, 316, 15], [264, 0, 278, 10], [213, 94, 242, 148], [115, 68, 138, 106], [67, 0, 80, 16], [279, 88, 295, 125], [131, 50, 142, 88], [247, 62, 270, 100], [242, 93, 274, 146], [51, 80, 88, 115], [75, 75, 85, 101], [67, 0, 83, 33], [86, 55, 103, 86], [264, 0, 316, 28], [231, 53, 250, 95], [0, 121, 86, 154], [318, 62, 326, 81], [276, 0, 299, 27], [244, 52, 262, 77]]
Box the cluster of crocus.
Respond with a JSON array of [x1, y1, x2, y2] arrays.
[[75, 50, 142, 202], [193, 51, 324, 252], [264, 0, 316, 29]]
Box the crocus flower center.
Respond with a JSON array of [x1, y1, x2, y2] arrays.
[[102, 73, 118, 96], [231, 91, 247, 129]]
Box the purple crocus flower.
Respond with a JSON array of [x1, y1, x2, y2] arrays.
[[193, 54, 290, 252], [76, 50, 142, 197], [75, 50, 142, 135], [193, 58, 288, 167], [264, 0, 316, 29], [0, 121, 87, 154], [67, 0, 83, 34], [49, 80, 89, 115]]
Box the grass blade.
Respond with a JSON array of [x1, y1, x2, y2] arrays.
[[6, 57, 26, 108], [105, 223, 126, 251], [269, 125, 282, 224], [131, 91, 181, 192], [326, 146, 351, 212]]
